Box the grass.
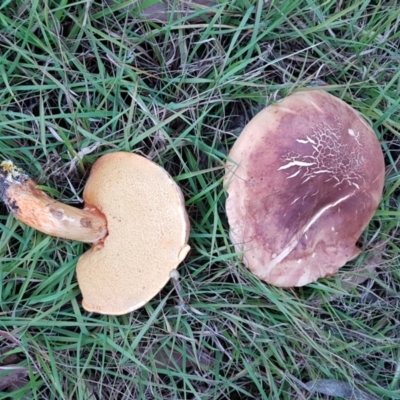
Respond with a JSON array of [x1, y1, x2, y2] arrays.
[[0, 0, 399, 398]]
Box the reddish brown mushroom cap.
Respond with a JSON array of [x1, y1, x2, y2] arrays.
[[225, 90, 385, 287]]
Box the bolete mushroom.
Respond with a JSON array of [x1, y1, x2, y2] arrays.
[[225, 90, 385, 287], [0, 152, 190, 314]]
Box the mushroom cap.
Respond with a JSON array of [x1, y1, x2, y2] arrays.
[[225, 90, 385, 287], [76, 152, 190, 315]]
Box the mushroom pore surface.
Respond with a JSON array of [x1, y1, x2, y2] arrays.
[[225, 90, 385, 287], [77, 152, 190, 315]]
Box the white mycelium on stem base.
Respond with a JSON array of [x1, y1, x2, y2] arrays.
[[225, 90, 385, 287]]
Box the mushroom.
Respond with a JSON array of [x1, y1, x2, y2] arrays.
[[224, 90, 385, 287], [0, 152, 190, 314]]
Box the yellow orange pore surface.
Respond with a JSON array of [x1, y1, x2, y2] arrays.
[[225, 90, 385, 287], [77, 152, 190, 315]]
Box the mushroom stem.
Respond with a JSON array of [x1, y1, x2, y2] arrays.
[[0, 161, 107, 243]]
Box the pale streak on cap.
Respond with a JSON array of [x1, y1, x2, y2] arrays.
[[77, 152, 190, 315], [225, 90, 385, 287]]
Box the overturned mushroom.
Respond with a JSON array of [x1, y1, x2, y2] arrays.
[[1, 152, 190, 314], [225, 90, 385, 287]]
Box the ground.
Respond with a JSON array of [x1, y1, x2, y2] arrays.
[[0, 1, 399, 399]]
